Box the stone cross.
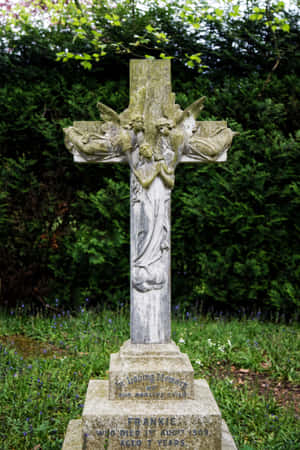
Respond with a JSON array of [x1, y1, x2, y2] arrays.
[[64, 60, 236, 345]]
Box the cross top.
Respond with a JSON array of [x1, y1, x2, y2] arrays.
[[64, 60, 236, 344], [64, 60, 236, 189]]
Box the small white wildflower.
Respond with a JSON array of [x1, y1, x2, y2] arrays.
[[208, 338, 215, 346], [195, 360, 202, 366], [179, 338, 185, 344], [227, 339, 232, 347], [218, 346, 225, 353]]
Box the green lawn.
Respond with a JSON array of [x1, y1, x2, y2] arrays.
[[0, 305, 299, 449]]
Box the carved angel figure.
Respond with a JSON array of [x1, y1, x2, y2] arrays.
[[64, 122, 117, 155], [131, 117, 185, 190], [176, 96, 238, 162], [63, 85, 238, 297], [186, 126, 237, 161], [64, 93, 237, 184], [63, 102, 134, 162]]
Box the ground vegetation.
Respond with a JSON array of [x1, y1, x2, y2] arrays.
[[0, 306, 299, 449]]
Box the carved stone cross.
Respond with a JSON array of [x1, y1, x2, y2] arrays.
[[64, 60, 236, 345]]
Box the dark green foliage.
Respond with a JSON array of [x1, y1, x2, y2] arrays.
[[172, 69, 300, 314], [0, 9, 299, 315]]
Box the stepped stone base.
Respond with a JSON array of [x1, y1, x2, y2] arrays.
[[62, 380, 237, 450], [109, 340, 194, 400], [62, 342, 237, 449]]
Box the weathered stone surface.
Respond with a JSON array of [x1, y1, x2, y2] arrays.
[[62, 419, 83, 450], [130, 174, 171, 344], [61, 380, 237, 450], [82, 379, 222, 449], [62, 60, 239, 450], [63, 60, 237, 345], [221, 420, 237, 450], [109, 340, 194, 400], [62, 416, 237, 450]]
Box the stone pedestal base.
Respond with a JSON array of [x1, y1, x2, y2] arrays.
[[63, 341, 237, 449], [62, 380, 237, 450], [109, 340, 194, 400]]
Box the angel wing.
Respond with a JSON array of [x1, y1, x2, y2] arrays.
[[176, 96, 206, 125], [97, 102, 120, 124]]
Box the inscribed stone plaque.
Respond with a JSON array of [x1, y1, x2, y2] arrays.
[[82, 380, 222, 450]]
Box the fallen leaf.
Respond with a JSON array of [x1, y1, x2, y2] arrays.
[[261, 361, 272, 369]]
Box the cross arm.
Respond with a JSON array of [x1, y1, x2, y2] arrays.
[[180, 121, 237, 164], [63, 120, 129, 164], [170, 96, 237, 165]]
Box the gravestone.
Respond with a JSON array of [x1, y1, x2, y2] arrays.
[[62, 60, 237, 449]]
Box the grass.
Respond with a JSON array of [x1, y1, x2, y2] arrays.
[[0, 303, 299, 449]]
